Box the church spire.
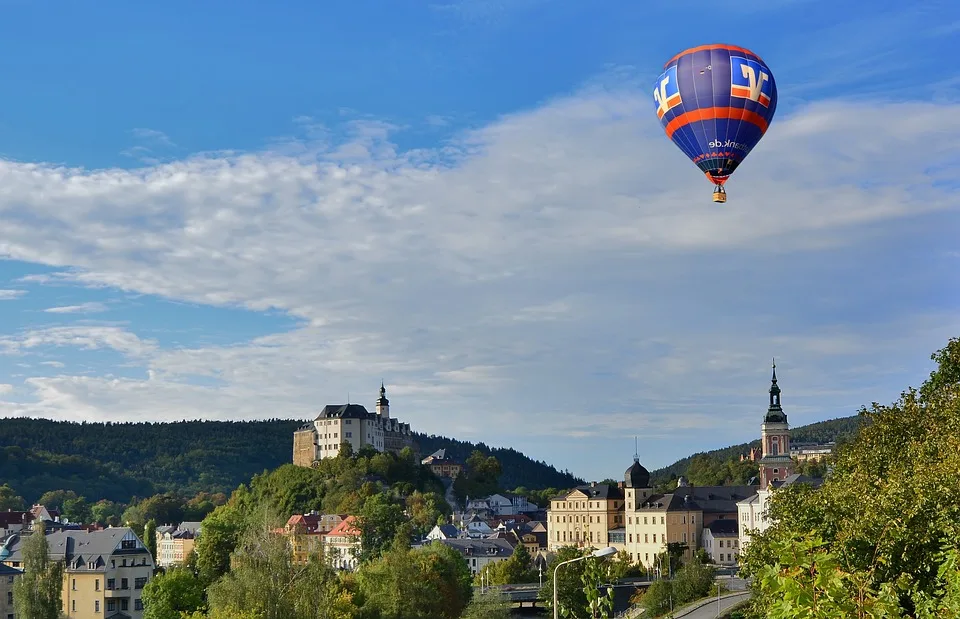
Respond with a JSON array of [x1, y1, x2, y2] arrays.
[[765, 358, 786, 423]]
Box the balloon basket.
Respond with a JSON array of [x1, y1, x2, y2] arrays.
[[712, 186, 727, 204]]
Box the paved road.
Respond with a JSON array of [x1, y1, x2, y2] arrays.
[[672, 591, 751, 618]]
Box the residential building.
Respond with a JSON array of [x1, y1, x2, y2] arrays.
[[0, 513, 33, 538], [156, 522, 201, 568], [293, 384, 416, 466], [483, 493, 539, 516], [547, 482, 625, 550], [275, 515, 326, 564], [702, 520, 739, 565], [325, 516, 361, 571], [0, 563, 21, 619], [436, 538, 514, 575], [421, 449, 463, 479], [790, 442, 835, 462], [426, 524, 461, 541], [1, 527, 154, 619], [738, 473, 824, 551]]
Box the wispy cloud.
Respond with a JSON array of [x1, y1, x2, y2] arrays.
[[0, 289, 26, 300], [0, 83, 956, 477], [42, 302, 109, 314]]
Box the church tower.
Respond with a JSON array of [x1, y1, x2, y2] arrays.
[[758, 360, 793, 489], [376, 382, 390, 419]]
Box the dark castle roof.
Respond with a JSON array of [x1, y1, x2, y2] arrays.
[[317, 404, 374, 420], [624, 459, 650, 489]]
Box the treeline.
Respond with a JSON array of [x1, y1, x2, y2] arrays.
[[648, 414, 864, 488], [739, 337, 960, 617], [415, 434, 583, 490], [0, 418, 581, 505]]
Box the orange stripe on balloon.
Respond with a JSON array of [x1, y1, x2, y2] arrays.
[[665, 44, 762, 67], [665, 107, 769, 139]]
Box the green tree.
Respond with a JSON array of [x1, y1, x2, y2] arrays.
[[540, 546, 589, 619], [206, 517, 358, 619], [90, 499, 125, 526], [0, 483, 25, 511], [13, 522, 64, 619], [195, 499, 249, 585], [141, 568, 206, 619], [144, 519, 158, 561], [740, 336, 960, 617], [355, 493, 406, 564], [356, 541, 472, 619], [459, 590, 512, 619]]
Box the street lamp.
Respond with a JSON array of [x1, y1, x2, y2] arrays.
[[553, 547, 617, 619]]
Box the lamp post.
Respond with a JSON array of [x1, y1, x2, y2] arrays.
[[553, 546, 617, 619]]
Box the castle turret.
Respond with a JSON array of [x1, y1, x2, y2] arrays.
[[376, 382, 390, 419]]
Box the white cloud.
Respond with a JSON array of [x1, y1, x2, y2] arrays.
[[43, 302, 109, 314], [0, 289, 26, 300], [0, 85, 957, 477]]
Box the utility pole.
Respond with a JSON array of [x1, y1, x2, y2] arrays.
[[717, 582, 721, 617]]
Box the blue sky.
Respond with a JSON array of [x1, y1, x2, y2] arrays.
[[0, 0, 958, 483]]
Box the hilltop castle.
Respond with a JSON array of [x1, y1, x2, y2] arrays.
[[293, 383, 417, 466]]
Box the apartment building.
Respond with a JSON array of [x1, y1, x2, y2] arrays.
[[2, 527, 154, 619], [156, 522, 201, 568], [0, 563, 21, 619]]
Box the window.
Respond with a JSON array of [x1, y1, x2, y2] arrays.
[[6, 592, 10, 605], [122, 578, 129, 590], [72, 578, 76, 590], [95, 600, 100, 613], [107, 578, 115, 590], [135, 577, 148, 589], [121, 599, 129, 611], [682, 533, 687, 543], [107, 600, 117, 612], [644, 517, 648, 525], [72, 601, 76, 612], [135, 600, 144, 611], [95, 579, 100, 591], [345, 432, 352, 438], [644, 534, 649, 543]]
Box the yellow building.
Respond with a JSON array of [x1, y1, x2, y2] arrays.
[[0, 563, 22, 619], [3, 527, 154, 619], [156, 522, 200, 568], [421, 449, 463, 479], [547, 482, 625, 550]]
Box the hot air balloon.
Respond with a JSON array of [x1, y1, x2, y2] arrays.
[[653, 44, 777, 203]]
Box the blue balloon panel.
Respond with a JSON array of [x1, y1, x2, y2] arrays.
[[653, 44, 778, 186]]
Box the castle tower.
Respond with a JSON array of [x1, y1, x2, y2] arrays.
[[376, 381, 390, 419], [623, 439, 651, 510], [758, 360, 793, 489]]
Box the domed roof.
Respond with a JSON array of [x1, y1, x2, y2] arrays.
[[625, 459, 650, 489]]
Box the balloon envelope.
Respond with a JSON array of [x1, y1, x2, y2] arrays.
[[653, 44, 777, 187]]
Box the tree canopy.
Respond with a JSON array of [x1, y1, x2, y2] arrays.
[[739, 336, 960, 617]]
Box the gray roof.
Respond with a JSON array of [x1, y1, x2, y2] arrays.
[[637, 485, 758, 514], [706, 519, 739, 537], [571, 483, 624, 501], [437, 538, 515, 558], [773, 473, 825, 490], [316, 404, 374, 420], [4, 528, 151, 572], [435, 524, 459, 538]]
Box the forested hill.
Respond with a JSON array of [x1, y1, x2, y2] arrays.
[[649, 414, 865, 485], [0, 417, 582, 504]]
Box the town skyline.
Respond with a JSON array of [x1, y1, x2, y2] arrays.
[[0, 0, 957, 482]]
